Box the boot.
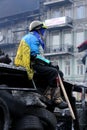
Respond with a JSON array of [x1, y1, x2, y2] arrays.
[[44, 87, 52, 100], [44, 87, 68, 109], [40, 87, 53, 106], [51, 87, 68, 109]]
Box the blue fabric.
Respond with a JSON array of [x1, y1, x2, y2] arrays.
[[22, 30, 46, 56], [22, 33, 41, 55], [39, 28, 45, 36], [36, 54, 51, 64], [33, 31, 45, 49], [22, 31, 50, 65]]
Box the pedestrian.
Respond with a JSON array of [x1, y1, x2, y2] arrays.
[[14, 20, 67, 109]]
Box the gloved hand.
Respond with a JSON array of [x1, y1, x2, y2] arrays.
[[59, 70, 64, 80], [50, 64, 64, 80], [52, 65, 59, 71]]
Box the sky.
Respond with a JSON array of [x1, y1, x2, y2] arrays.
[[0, 0, 40, 18]]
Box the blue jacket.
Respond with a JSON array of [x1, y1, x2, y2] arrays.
[[22, 32, 41, 56], [22, 32, 50, 65]]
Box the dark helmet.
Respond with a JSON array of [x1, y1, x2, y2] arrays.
[[29, 20, 47, 31]]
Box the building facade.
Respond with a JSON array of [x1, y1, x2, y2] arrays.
[[0, 0, 43, 61], [44, 0, 87, 83], [0, 0, 87, 84]]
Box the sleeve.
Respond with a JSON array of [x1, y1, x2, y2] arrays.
[[35, 54, 51, 66]]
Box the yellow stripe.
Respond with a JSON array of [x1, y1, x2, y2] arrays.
[[14, 40, 34, 80]]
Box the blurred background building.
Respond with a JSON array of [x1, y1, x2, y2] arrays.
[[0, 0, 87, 87]]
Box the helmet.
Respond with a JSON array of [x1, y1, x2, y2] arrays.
[[29, 20, 47, 31]]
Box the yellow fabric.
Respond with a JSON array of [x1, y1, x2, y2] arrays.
[[14, 40, 34, 80], [42, 22, 48, 29]]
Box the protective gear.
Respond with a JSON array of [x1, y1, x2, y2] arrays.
[[29, 20, 47, 32]]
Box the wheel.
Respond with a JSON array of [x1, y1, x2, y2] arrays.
[[25, 106, 57, 130], [0, 90, 26, 117], [78, 108, 87, 130], [14, 115, 43, 130], [0, 97, 10, 130]]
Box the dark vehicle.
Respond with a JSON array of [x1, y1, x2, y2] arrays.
[[0, 62, 57, 130], [0, 53, 86, 130]]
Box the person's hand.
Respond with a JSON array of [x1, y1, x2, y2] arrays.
[[50, 64, 59, 71], [53, 65, 59, 71], [50, 64, 64, 80]]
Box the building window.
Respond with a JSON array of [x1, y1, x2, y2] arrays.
[[52, 32, 60, 52], [77, 60, 84, 75], [51, 8, 61, 18], [65, 7, 72, 18], [7, 30, 12, 43], [65, 60, 70, 76], [13, 28, 25, 43], [63, 30, 72, 49], [76, 31, 84, 47], [85, 29, 87, 39], [76, 6, 85, 19]]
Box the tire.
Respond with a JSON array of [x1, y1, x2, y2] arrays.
[[78, 109, 87, 130], [25, 106, 57, 130], [0, 90, 26, 117], [14, 115, 43, 130], [0, 97, 10, 130]]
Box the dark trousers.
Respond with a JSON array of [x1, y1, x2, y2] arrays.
[[32, 63, 58, 88]]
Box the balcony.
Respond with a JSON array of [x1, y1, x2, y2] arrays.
[[44, 44, 74, 57], [45, 16, 73, 30], [44, 0, 73, 7]]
